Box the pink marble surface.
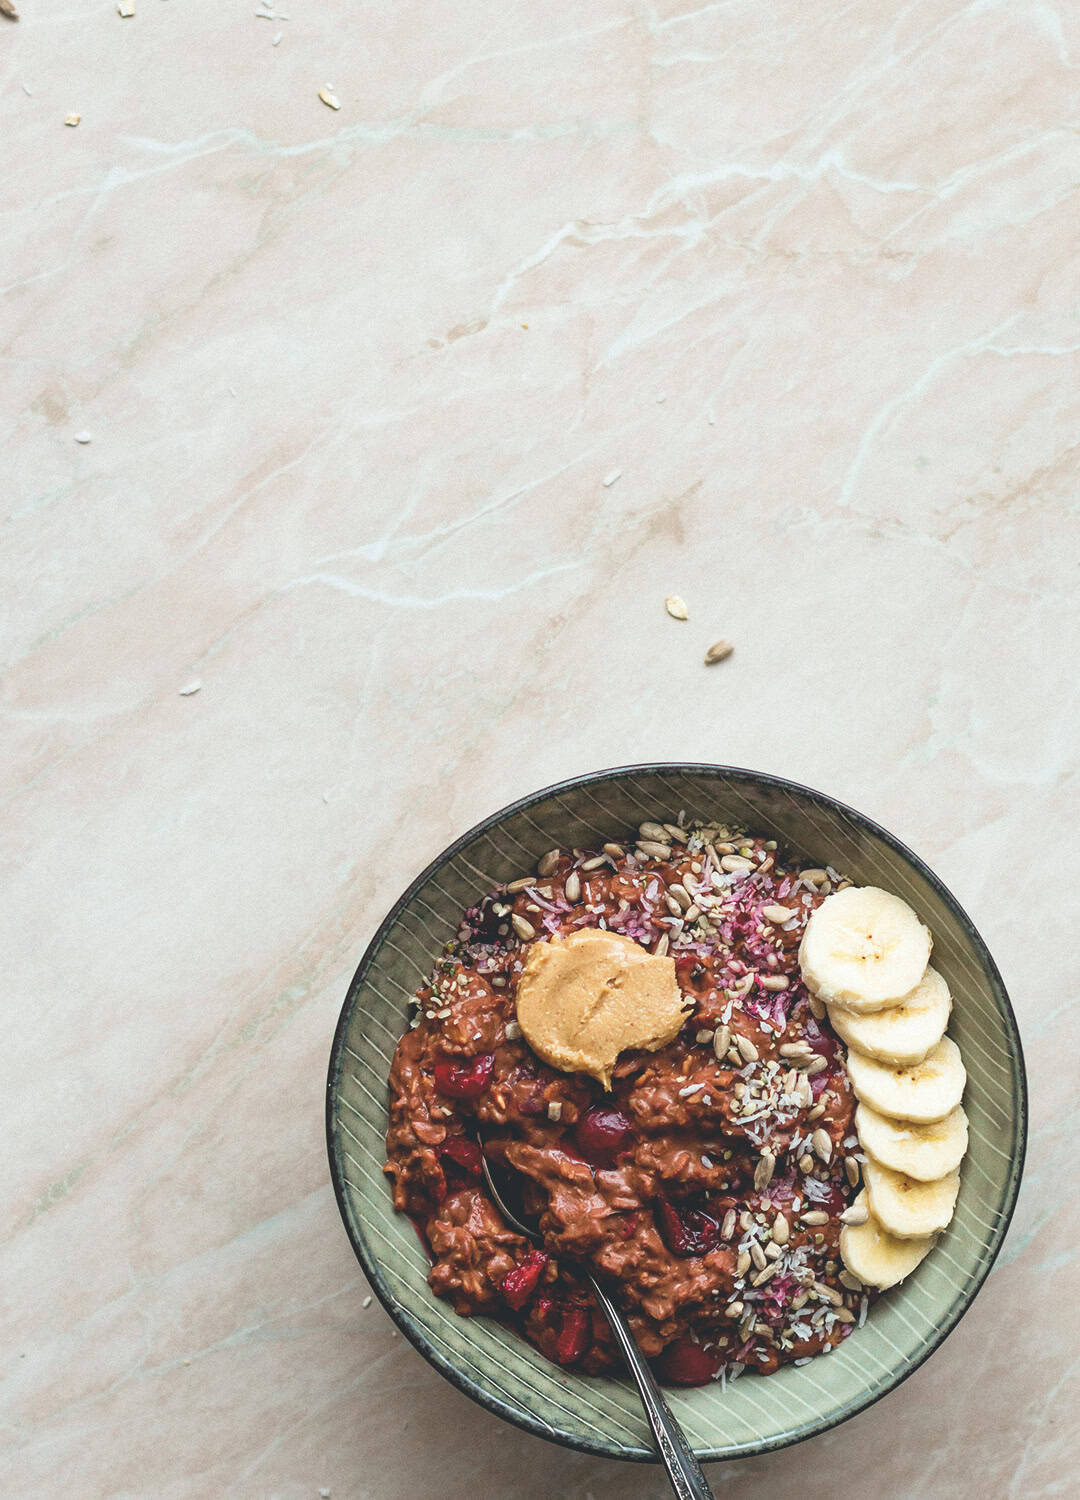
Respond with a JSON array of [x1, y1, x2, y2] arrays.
[[2, 0, 1078, 1495]]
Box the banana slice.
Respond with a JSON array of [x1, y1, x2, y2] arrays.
[[828, 967, 951, 1065], [846, 1036, 965, 1123], [857, 1101, 968, 1181], [799, 886, 931, 1012], [863, 1157, 960, 1239], [840, 1192, 935, 1289]]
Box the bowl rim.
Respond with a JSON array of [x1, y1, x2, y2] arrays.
[[326, 762, 1028, 1463]]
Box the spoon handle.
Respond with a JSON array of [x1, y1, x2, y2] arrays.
[[588, 1277, 715, 1500]]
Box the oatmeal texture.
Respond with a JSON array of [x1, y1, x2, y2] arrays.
[[385, 824, 869, 1384]]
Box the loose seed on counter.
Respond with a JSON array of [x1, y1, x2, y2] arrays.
[[704, 640, 733, 664], [665, 595, 688, 620]]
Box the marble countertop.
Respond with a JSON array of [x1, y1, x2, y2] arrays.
[[3, 1, 1077, 1495]]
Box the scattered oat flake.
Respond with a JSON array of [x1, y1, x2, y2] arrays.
[[704, 640, 733, 664], [319, 1489, 331, 1498], [64, 113, 81, 127], [361, 1295, 371, 1309], [272, 30, 283, 44], [22, 83, 33, 96], [318, 88, 341, 110], [178, 679, 202, 696], [117, 1, 135, 15], [665, 595, 688, 621], [73, 430, 92, 443], [602, 468, 622, 487]]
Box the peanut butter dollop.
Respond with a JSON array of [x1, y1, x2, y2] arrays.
[[515, 928, 687, 1089]]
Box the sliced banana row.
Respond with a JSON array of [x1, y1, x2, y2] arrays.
[[799, 885, 970, 1291]]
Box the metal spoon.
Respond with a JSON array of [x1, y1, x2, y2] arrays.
[[479, 1144, 715, 1500]]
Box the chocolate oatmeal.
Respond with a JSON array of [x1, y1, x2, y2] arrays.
[[384, 820, 870, 1386]]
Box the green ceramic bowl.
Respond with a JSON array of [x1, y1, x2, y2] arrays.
[[326, 765, 1026, 1462]]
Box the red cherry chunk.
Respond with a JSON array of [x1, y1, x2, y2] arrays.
[[574, 1105, 633, 1166], [501, 1249, 550, 1311], [433, 1053, 495, 1100], [657, 1337, 723, 1387], [655, 1197, 721, 1257], [555, 1305, 591, 1365], [436, 1136, 482, 1176]]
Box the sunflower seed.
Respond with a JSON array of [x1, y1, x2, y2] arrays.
[[638, 821, 667, 841], [504, 1021, 522, 1040], [581, 855, 607, 871], [663, 824, 688, 844], [704, 640, 733, 664], [695, 1029, 715, 1045], [721, 1209, 737, 1239], [318, 87, 341, 109], [812, 1128, 832, 1163], [64, 112, 81, 126], [537, 850, 560, 877], [765, 1241, 782, 1261], [772, 1212, 789, 1245], [546, 1101, 562, 1121], [736, 1251, 751, 1277], [812, 1281, 843, 1307], [637, 840, 673, 859], [665, 595, 688, 620], [652, 933, 670, 956], [602, 843, 625, 858], [749, 1241, 767, 1270], [753, 1150, 775, 1191], [721, 854, 753, 873], [845, 1158, 861, 1188], [803, 1056, 828, 1075], [736, 1035, 759, 1064], [725, 1300, 744, 1320], [834, 1306, 856, 1323], [751, 1262, 779, 1286], [761, 975, 789, 991], [798, 1153, 815, 1174], [809, 995, 826, 1020], [505, 876, 534, 893], [667, 883, 691, 910], [839, 1270, 864, 1292], [802, 1210, 829, 1226], [684, 904, 701, 923], [563, 871, 581, 903], [780, 1042, 813, 1058], [840, 1203, 869, 1226], [511, 914, 536, 941], [761, 904, 795, 924]]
